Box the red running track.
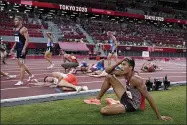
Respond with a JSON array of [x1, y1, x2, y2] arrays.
[[1, 59, 186, 99]]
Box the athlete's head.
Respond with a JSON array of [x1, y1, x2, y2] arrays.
[[44, 76, 54, 83], [14, 16, 23, 27], [121, 58, 135, 74]]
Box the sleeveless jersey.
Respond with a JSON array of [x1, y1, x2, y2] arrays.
[[14, 26, 25, 50], [125, 74, 142, 110]]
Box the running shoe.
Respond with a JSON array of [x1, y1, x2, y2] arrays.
[[6, 75, 16, 80], [15, 81, 24, 86], [27, 75, 34, 82], [75, 86, 82, 93], [82, 86, 88, 91], [47, 64, 55, 69], [84, 98, 101, 105]]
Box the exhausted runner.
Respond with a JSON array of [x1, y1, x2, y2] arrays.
[[61, 52, 79, 73], [84, 57, 172, 121], [141, 60, 162, 72], [29, 72, 88, 92]]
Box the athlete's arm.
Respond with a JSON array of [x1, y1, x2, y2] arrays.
[[105, 58, 125, 74], [10, 43, 16, 52], [133, 77, 172, 121], [22, 27, 29, 51], [28, 82, 52, 86], [111, 70, 125, 77]]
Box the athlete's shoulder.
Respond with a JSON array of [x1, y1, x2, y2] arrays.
[[131, 75, 144, 86], [22, 27, 28, 31]]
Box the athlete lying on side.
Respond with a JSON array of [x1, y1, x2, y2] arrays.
[[71, 59, 105, 74], [141, 60, 162, 72], [29, 72, 88, 92], [87, 63, 130, 78]]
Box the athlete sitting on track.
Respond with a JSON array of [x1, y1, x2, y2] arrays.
[[1, 70, 16, 79], [61, 52, 79, 73], [84, 57, 172, 121], [29, 72, 88, 92], [141, 60, 162, 72]]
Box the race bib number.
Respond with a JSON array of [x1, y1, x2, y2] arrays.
[[126, 91, 132, 99], [15, 36, 19, 42]]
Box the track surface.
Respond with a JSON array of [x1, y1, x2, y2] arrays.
[[1, 58, 186, 99]]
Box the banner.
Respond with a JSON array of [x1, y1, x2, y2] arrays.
[[59, 5, 88, 12], [144, 15, 164, 21], [7, 0, 187, 24]]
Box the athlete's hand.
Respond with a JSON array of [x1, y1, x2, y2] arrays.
[[158, 116, 173, 121], [22, 49, 26, 55]]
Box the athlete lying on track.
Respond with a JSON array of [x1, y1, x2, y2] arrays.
[[141, 60, 162, 72], [72, 59, 105, 74], [87, 63, 127, 78], [29, 72, 88, 92], [84, 57, 172, 121]]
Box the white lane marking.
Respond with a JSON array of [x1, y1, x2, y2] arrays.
[[1, 76, 186, 91]]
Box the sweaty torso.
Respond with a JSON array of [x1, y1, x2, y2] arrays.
[[125, 75, 142, 110]]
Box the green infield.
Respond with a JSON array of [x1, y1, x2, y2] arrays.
[[1, 86, 186, 124]]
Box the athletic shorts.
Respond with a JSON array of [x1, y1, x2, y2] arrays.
[[63, 74, 78, 86], [120, 92, 136, 112], [46, 46, 53, 53], [16, 49, 28, 59]]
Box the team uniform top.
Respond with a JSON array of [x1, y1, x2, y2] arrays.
[[14, 26, 25, 51]]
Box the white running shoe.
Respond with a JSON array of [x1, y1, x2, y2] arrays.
[[82, 86, 88, 91], [76, 86, 82, 93], [6, 75, 16, 80], [47, 64, 55, 69], [15, 81, 24, 86], [27, 75, 34, 82]]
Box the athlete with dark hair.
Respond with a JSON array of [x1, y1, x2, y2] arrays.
[[10, 16, 34, 85], [29, 72, 88, 92], [84, 57, 172, 121]]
